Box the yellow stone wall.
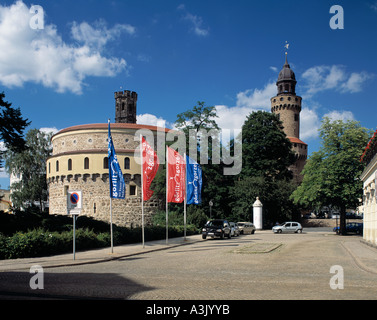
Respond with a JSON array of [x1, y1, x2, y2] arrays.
[[47, 124, 165, 227], [361, 154, 377, 246], [270, 94, 302, 138]]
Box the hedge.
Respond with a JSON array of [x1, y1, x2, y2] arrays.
[[0, 224, 199, 260]]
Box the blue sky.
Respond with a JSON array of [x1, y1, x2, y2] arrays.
[[1, 0, 377, 188]]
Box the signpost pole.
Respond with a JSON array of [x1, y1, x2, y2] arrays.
[[73, 215, 76, 260], [67, 190, 82, 261]]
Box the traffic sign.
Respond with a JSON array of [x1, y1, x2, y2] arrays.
[[67, 190, 82, 215]]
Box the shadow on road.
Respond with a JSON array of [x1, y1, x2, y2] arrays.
[[0, 271, 154, 300]]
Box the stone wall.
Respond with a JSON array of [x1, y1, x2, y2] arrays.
[[360, 153, 377, 246], [47, 123, 168, 227], [48, 173, 159, 227], [271, 94, 302, 138]]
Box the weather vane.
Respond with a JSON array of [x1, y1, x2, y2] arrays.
[[284, 41, 289, 54]]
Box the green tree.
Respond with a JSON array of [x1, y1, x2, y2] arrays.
[[152, 102, 231, 221], [291, 117, 372, 235], [175, 101, 232, 219], [230, 111, 298, 224], [5, 129, 52, 212], [230, 176, 299, 225], [175, 101, 219, 133], [240, 111, 296, 180], [0, 92, 30, 168]]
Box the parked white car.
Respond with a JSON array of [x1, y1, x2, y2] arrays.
[[272, 222, 303, 234], [237, 222, 256, 234]]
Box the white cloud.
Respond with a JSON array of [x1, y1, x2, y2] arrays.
[[235, 82, 276, 110], [301, 65, 372, 97], [323, 110, 355, 122], [215, 105, 252, 130], [178, 5, 209, 37], [205, 83, 276, 131], [0, 1, 132, 94], [137, 113, 173, 129], [39, 127, 59, 135], [340, 72, 373, 93], [71, 20, 135, 49], [370, 1, 377, 12], [300, 107, 321, 141], [0, 142, 9, 180]]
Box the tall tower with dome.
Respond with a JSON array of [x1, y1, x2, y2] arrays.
[[270, 51, 308, 183]]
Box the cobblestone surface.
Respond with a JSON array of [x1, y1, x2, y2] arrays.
[[1, 230, 377, 300]]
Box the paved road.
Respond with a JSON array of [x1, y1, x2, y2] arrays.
[[1, 229, 377, 300]]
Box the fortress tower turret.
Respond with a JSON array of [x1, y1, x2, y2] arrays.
[[271, 53, 307, 183], [115, 90, 137, 124]]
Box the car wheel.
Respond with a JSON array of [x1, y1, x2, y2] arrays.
[[220, 233, 224, 239], [278, 229, 282, 234], [202, 234, 206, 239], [298, 229, 302, 233], [251, 230, 255, 234], [228, 232, 231, 239]]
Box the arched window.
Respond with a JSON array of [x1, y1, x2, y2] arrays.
[[103, 157, 109, 169], [84, 157, 89, 170], [124, 157, 130, 170], [68, 159, 72, 171], [56, 161, 59, 172]]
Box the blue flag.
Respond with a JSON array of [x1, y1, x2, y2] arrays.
[[108, 121, 126, 199], [186, 155, 202, 205]]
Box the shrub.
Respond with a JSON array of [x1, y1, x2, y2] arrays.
[[0, 228, 110, 259], [0, 207, 200, 260]]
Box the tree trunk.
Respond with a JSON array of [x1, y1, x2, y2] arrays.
[[339, 205, 347, 236]]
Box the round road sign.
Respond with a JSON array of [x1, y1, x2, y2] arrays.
[[70, 192, 80, 205]]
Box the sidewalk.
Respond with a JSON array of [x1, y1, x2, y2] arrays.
[[0, 234, 203, 272], [341, 239, 377, 275]]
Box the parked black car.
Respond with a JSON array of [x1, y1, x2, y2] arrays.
[[202, 219, 231, 239]]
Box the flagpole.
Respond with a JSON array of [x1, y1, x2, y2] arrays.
[[110, 197, 113, 253], [184, 153, 187, 242], [166, 145, 168, 245], [107, 118, 126, 255], [108, 119, 114, 254], [140, 135, 145, 248]]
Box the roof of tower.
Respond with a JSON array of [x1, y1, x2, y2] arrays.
[[288, 137, 307, 146], [277, 53, 296, 83]]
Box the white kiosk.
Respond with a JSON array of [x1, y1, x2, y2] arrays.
[[253, 197, 263, 230]]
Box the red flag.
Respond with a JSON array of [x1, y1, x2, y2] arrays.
[[167, 146, 186, 203], [142, 137, 159, 201]]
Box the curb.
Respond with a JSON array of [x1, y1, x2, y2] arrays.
[[43, 238, 203, 269], [0, 236, 203, 271], [341, 240, 377, 275]]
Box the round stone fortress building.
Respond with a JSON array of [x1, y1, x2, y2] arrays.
[[47, 91, 169, 227]]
